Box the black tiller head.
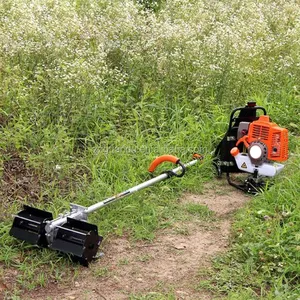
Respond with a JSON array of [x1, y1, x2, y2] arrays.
[[50, 218, 103, 266], [9, 205, 53, 247]]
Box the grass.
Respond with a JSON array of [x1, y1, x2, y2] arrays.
[[92, 266, 109, 278], [130, 293, 176, 300], [0, 0, 300, 298], [197, 153, 300, 298], [184, 203, 214, 220]]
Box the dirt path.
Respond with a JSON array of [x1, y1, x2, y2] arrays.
[[20, 181, 251, 300]]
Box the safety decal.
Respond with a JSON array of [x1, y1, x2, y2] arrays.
[[241, 162, 247, 169]]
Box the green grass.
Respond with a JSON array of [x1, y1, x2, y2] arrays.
[[184, 203, 214, 220], [130, 293, 176, 300], [0, 0, 300, 298], [198, 152, 300, 298]]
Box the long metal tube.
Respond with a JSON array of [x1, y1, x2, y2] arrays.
[[86, 159, 198, 213], [47, 159, 199, 230]]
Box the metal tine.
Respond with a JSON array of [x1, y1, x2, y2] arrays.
[[50, 217, 102, 266], [10, 205, 53, 247]]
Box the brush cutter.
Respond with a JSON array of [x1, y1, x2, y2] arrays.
[[214, 101, 288, 193], [10, 154, 203, 266]]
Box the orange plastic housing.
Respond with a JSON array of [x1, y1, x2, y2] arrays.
[[247, 115, 288, 161]]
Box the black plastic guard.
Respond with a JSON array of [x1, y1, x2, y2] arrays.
[[9, 205, 53, 247], [50, 218, 103, 266]]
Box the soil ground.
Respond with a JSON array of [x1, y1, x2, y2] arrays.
[[2, 180, 250, 300]]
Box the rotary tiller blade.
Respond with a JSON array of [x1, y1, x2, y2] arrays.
[[10, 205, 53, 247], [50, 217, 103, 266]]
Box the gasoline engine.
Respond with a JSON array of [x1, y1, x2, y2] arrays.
[[214, 102, 288, 193]]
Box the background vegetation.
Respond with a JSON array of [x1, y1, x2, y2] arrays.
[[0, 0, 299, 298]]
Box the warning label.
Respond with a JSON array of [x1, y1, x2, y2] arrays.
[[241, 162, 247, 169]]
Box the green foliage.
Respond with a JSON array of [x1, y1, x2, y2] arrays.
[[137, 0, 165, 12], [184, 203, 214, 220], [201, 155, 300, 298], [130, 292, 176, 300]]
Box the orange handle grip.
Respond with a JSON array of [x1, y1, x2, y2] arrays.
[[236, 135, 250, 148], [148, 155, 180, 173]]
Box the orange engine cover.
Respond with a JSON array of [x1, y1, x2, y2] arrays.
[[247, 115, 288, 162]]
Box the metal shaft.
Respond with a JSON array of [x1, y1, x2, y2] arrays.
[[86, 159, 198, 213], [47, 159, 199, 231]]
